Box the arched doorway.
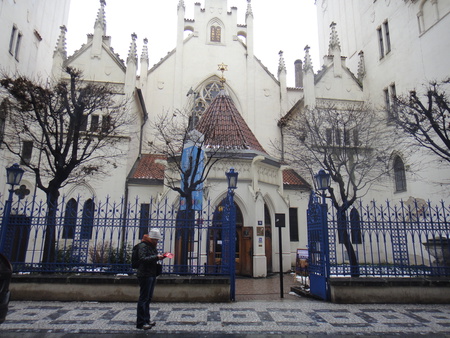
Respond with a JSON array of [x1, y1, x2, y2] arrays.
[[208, 199, 253, 276]]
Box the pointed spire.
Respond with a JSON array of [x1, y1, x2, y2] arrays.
[[278, 50, 286, 74], [303, 45, 314, 73], [94, 0, 107, 35], [127, 33, 138, 65], [140, 38, 149, 63], [246, 0, 253, 18], [53, 25, 67, 59], [357, 51, 366, 81], [177, 0, 185, 10], [328, 22, 341, 55], [195, 90, 266, 153]]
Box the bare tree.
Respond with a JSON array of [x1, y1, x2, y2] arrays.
[[0, 67, 131, 262], [279, 102, 399, 276], [393, 79, 450, 163], [149, 109, 229, 270]]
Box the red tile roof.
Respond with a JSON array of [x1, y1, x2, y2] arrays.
[[283, 169, 310, 189], [130, 154, 165, 180], [195, 90, 267, 154]]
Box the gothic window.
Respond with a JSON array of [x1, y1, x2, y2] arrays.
[[81, 199, 94, 240], [62, 199, 78, 239], [394, 156, 407, 192], [202, 82, 221, 105], [210, 26, 221, 42]]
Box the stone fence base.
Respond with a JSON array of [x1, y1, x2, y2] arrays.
[[329, 277, 450, 303], [10, 275, 230, 303]]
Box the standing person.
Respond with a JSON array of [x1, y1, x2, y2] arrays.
[[136, 228, 165, 330]]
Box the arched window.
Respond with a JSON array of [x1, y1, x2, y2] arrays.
[[62, 198, 77, 239], [210, 26, 221, 42], [394, 156, 407, 192], [81, 199, 94, 240]]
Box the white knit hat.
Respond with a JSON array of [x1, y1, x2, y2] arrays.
[[149, 228, 162, 240]]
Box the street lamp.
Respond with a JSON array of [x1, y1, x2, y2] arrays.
[[225, 167, 238, 301], [1, 164, 25, 255], [314, 169, 330, 204]]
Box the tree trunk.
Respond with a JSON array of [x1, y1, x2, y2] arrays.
[[42, 192, 59, 266], [337, 207, 360, 277]]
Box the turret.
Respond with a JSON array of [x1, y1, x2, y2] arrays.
[[91, 0, 107, 59], [245, 0, 254, 58], [303, 45, 316, 109], [125, 33, 138, 95], [294, 59, 303, 88], [140, 38, 149, 90], [278, 51, 287, 114], [51, 25, 67, 80], [328, 22, 342, 78]]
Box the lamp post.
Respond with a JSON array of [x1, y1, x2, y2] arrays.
[[225, 168, 238, 301], [314, 169, 331, 204], [0, 164, 24, 255], [313, 169, 331, 300]]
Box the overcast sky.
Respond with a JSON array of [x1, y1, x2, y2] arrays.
[[66, 0, 320, 86]]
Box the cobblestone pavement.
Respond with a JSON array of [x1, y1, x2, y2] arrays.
[[1, 275, 450, 337]]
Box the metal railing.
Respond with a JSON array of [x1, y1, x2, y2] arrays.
[[0, 195, 233, 276], [325, 198, 450, 277]]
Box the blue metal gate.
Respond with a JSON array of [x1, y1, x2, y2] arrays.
[[307, 192, 330, 301]]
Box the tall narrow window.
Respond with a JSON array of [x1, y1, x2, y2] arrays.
[[102, 115, 111, 133], [0, 99, 9, 144], [9, 26, 17, 55], [394, 156, 407, 192], [90, 115, 99, 132], [326, 128, 333, 145], [289, 208, 299, 242], [14, 32, 22, 61], [21, 141, 33, 165], [81, 199, 94, 240], [350, 208, 362, 244], [383, 21, 391, 53], [377, 26, 385, 58], [139, 203, 150, 240], [79, 115, 88, 131], [384, 88, 390, 111], [63, 199, 78, 239], [210, 26, 221, 42]]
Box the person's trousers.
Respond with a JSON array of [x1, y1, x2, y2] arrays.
[[136, 276, 157, 327]]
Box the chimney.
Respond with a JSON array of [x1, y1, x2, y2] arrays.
[[294, 59, 303, 87]]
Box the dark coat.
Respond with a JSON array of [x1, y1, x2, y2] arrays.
[[136, 241, 160, 278]]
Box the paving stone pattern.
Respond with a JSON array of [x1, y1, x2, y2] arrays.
[[2, 300, 450, 336]]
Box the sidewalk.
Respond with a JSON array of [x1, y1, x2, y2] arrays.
[[1, 274, 450, 337]]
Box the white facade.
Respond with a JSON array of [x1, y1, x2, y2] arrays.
[[314, 0, 450, 203], [3, 0, 448, 276], [0, 0, 71, 196]]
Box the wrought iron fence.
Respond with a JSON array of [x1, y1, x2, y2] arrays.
[[325, 198, 450, 277], [0, 195, 233, 276]]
